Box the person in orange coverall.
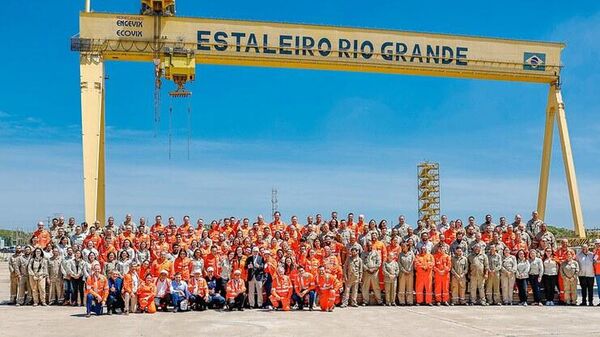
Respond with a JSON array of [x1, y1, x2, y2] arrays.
[[137, 273, 157, 313], [317, 266, 338, 312], [270, 267, 293, 311], [433, 246, 452, 305], [415, 246, 435, 305]]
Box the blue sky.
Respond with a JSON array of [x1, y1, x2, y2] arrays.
[[1, 1, 599, 231]]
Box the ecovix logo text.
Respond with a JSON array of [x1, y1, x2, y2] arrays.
[[523, 52, 546, 71]]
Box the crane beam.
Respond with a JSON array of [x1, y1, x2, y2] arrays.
[[77, 12, 563, 83]]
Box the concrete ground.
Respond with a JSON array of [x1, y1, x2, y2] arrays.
[[0, 262, 599, 337]]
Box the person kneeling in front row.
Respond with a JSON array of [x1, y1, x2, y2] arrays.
[[226, 269, 246, 311]]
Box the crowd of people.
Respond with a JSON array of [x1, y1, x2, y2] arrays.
[[7, 211, 600, 317]]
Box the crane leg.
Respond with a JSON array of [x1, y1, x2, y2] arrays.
[[80, 53, 106, 227], [536, 85, 556, 221], [554, 85, 586, 238]]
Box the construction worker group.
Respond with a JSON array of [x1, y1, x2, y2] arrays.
[[7, 210, 600, 317]]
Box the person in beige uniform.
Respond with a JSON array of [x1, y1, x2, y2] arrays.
[[500, 247, 517, 305], [451, 247, 468, 305], [560, 249, 579, 305], [383, 253, 399, 305], [47, 247, 64, 305], [397, 243, 415, 305], [16, 246, 32, 306], [468, 245, 489, 305], [28, 248, 49, 306], [341, 247, 363, 307], [361, 241, 382, 305], [8, 246, 22, 304], [486, 245, 502, 305]]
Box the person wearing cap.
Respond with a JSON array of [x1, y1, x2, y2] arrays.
[[468, 244, 489, 305], [341, 246, 363, 307], [170, 272, 190, 312], [155, 269, 172, 311], [245, 246, 265, 309], [292, 265, 316, 310], [189, 270, 209, 310], [8, 246, 22, 304], [122, 261, 140, 314], [361, 241, 382, 305], [106, 269, 125, 314], [85, 263, 108, 317], [226, 269, 247, 311], [576, 243, 595, 306], [205, 266, 226, 309], [137, 273, 157, 314], [269, 267, 293, 311]]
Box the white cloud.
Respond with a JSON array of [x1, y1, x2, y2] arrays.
[[1, 136, 599, 231]]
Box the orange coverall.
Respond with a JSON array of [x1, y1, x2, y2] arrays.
[[415, 252, 435, 304], [317, 273, 337, 311], [433, 251, 452, 303], [136, 281, 157, 313], [269, 275, 293, 311]]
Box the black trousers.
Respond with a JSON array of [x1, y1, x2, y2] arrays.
[[189, 294, 208, 310], [157, 294, 170, 310], [579, 276, 594, 304], [107, 293, 124, 312], [516, 278, 528, 303], [228, 293, 247, 310], [71, 278, 84, 304], [542, 275, 558, 302]]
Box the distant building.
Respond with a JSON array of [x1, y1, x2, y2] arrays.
[[0, 237, 5, 249]]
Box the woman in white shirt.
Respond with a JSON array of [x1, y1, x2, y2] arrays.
[[542, 248, 559, 306], [528, 250, 544, 306], [515, 249, 530, 306]]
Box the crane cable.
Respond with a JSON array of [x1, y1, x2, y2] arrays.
[[168, 97, 173, 160], [187, 98, 192, 160], [167, 95, 192, 160]]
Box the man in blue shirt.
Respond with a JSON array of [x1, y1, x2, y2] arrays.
[[106, 270, 124, 314], [205, 267, 226, 309], [170, 272, 190, 312]]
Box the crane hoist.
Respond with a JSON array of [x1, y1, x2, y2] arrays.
[[141, 0, 195, 158]]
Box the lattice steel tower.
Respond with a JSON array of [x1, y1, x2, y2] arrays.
[[418, 162, 440, 224]]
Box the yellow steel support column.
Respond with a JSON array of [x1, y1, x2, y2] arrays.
[[554, 85, 586, 238], [80, 53, 106, 227], [536, 86, 556, 220]]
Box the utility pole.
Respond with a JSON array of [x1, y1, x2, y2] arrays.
[[271, 187, 279, 217]]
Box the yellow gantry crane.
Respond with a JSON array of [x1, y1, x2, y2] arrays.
[[73, 0, 586, 237]]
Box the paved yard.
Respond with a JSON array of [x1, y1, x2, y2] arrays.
[[0, 262, 598, 337]]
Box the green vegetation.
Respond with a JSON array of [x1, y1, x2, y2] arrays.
[[546, 225, 576, 239], [0, 228, 31, 246]]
